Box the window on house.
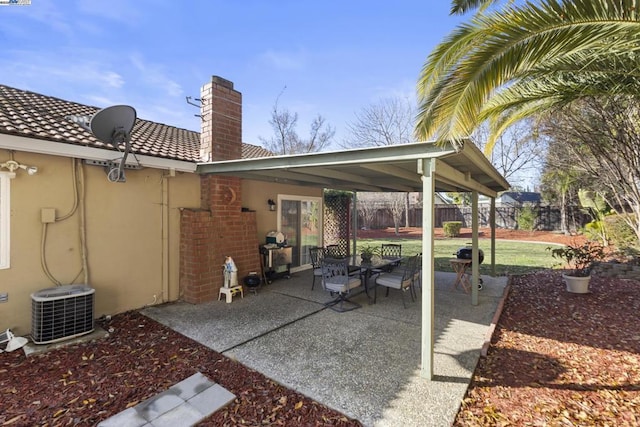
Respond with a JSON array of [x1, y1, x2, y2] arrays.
[[0, 172, 10, 269]]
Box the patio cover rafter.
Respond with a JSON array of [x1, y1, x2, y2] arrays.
[[249, 170, 335, 186], [361, 163, 420, 184], [292, 167, 387, 192]]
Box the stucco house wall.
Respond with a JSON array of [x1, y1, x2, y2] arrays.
[[241, 179, 323, 240], [0, 148, 200, 335]]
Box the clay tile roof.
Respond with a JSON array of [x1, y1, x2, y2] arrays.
[[0, 85, 272, 163], [242, 142, 274, 159]]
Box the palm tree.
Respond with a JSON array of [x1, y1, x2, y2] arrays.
[[542, 168, 577, 235], [416, 0, 640, 152]]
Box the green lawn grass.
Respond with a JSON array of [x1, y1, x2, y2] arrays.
[[356, 238, 562, 276]]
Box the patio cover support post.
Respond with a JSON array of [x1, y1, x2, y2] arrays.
[[471, 191, 479, 306], [420, 158, 436, 380], [352, 191, 358, 256], [490, 196, 496, 276]]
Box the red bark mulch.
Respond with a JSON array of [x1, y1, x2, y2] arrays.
[[0, 312, 361, 426], [455, 271, 640, 426]]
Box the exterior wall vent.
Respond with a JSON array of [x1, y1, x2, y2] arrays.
[[31, 285, 95, 344]]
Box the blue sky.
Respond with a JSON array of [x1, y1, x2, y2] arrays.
[[0, 1, 464, 147]]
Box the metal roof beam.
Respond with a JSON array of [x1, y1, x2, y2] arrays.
[[434, 160, 497, 197], [360, 164, 421, 184], [249, 170, 334, 186], [460, 141, 510, 190], [373, 183, 416, 192], [340, 183, 387, 192], [294, 167, 376, 186], [229, 172, 312, 187]]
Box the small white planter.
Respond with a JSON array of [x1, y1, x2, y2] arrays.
[[562, 274, 591, 294]]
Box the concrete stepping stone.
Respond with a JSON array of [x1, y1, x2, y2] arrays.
[[98, 372, 235, 427]]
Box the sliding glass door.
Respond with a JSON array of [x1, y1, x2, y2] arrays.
[[278, 195, 322, 271]]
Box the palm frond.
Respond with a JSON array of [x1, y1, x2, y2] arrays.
[[417, 0, 640, 147], [450, 0, 505, 15]]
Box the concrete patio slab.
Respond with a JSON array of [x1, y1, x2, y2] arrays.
[[142, 269, 507, 426]]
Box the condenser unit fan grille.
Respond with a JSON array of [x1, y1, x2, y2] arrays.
[[31, 285, 95, 344]]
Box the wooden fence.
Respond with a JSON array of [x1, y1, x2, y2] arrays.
[[360, 205, 592, 231]]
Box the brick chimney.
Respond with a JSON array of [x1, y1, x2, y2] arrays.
[[180, 76, 260, 304], [199, 76, 242, 162]]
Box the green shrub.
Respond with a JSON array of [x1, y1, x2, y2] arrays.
[[517, 204, 536, 232], [583, 220, 607, 244], [443, 221, 462, 237], [604, 214, 638, 251]]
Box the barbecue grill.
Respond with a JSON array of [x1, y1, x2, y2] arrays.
[[455, 246, 484, 288], [455, 247, 484, 264]]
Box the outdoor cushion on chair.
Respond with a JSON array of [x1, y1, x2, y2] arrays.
[[387, 253, 421, 298], [321, 257, 362, 312], [374, 254, 418, 308]]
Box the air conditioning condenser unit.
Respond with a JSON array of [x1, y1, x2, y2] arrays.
[[31, 284, 95, 344]]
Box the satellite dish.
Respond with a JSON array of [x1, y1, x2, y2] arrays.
[[89, 105, 137, 183], [90, 105, 136, 145]]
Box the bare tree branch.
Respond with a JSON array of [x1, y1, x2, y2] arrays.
[[341, 98, 415, 149], [259, 100, 334, 154], [473, 120, 546, 188]]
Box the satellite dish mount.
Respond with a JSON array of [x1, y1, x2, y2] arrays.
[[89, 105, 137, 182]]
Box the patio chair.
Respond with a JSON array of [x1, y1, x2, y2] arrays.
[[321, 257, 362, 312], [309, 246, 326, 290], [413, 252, 422, 295], [381, 243, 402, 270], [325, 244, 345, 258], [396, 252, 421, 298], [374, 254, 419, 308]]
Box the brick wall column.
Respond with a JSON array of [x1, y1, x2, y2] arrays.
[[180, 76, 260, 304], [180, 209, 217, 303]]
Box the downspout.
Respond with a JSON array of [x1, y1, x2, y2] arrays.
[[161, 169, 173, 302]]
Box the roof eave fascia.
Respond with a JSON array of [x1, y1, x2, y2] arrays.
[[0, 133, 197, 172]]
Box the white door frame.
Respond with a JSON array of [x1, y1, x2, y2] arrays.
[[277, 194, 323, 273]]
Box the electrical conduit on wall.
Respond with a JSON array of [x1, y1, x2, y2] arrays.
[[79, 160, 89, 284], [40, 158, 89, 286]]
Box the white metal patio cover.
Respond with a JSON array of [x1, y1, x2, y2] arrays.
[[197, 139, 510, 379]]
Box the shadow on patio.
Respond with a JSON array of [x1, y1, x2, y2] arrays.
[[142, 268, 507, 427]]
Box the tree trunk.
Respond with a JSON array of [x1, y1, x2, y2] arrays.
[[404, 193, 410, 227], [560, 191, 568, 235]]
